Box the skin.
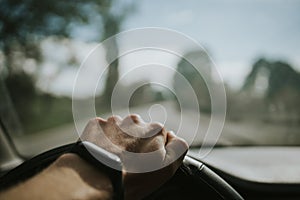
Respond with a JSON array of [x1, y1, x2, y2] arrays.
[[0, 153, 113, 200], [0, 114, 188, 200]]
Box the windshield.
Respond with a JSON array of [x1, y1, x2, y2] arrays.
[[0, 0, 300, 156]]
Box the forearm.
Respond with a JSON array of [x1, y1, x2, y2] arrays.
[[0, 153, 113, 200]]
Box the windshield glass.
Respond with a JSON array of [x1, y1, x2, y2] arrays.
[[0, 0, 299, 156]]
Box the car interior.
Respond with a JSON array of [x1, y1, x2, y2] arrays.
[[1, 0, 300, 199]]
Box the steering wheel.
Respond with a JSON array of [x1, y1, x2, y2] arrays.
[[142, 155, 244, 200], [183, 156, 244, 200], [144, 155, 244, 200], [0, 144, 244, 200]]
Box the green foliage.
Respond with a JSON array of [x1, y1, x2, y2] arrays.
[[0, 0, 134, 134], [3, 72, 73, 134]]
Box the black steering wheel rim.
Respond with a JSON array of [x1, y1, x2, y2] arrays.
[[0, 144, 244, 200], [183, 156, 244, 200]]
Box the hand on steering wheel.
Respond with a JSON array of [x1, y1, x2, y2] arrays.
[[80, 115, 189, 200]]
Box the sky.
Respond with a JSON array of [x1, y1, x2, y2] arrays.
[[42, 0, 300, 97], [124, 0, 300, 61], [121, 0, 300, 88]]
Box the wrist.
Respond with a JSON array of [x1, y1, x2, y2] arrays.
[[0, 153, 113, 200], [71, 141, 124, 200], [52, 153, 114, 199]]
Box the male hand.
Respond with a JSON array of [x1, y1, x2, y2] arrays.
[[80, 114, 188, 200]]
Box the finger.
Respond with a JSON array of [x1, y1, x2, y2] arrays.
[[81, 118, 101, 135], [80, 118, 104, 141], [107, 115, 122, 125], [122, 114, 144, 126], [164, 131, 189, 170], [96, 117, 107, 126], [146, 122, 166, 139]]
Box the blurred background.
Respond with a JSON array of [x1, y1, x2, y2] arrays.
[[0, 0, 300, 155]]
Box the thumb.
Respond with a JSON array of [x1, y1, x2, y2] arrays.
[[164, 131, 189, 170]]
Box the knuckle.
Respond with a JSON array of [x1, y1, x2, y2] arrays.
[[107, 115, 121, 123], [123, 114, 142, 124], [88, 117, 98, 124], [84, 118, 103, 133], [129, 114, 141, 123], [177, 137, 189, 150], [96, 117, 107, 124], [175, 136, 189, 149], [150, 122, 164, 130], [148, 124, 165, 137], [172, 137, 189, 153]]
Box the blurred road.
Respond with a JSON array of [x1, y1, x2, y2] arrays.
[[14, 101, 300, 156]]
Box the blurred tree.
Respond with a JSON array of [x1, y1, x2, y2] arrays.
[[268, 61, 300, 99], [0, 0, 93, 133], [242, 58, 271, 92], [0, 0, 134, 133], [243, 58, 300, 99], [241, 58, 300, 123], [0, 0, 93, 73], [101, 1, 134, 105], [4, 71, 35, 118], [173, 50, 212, 112]]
